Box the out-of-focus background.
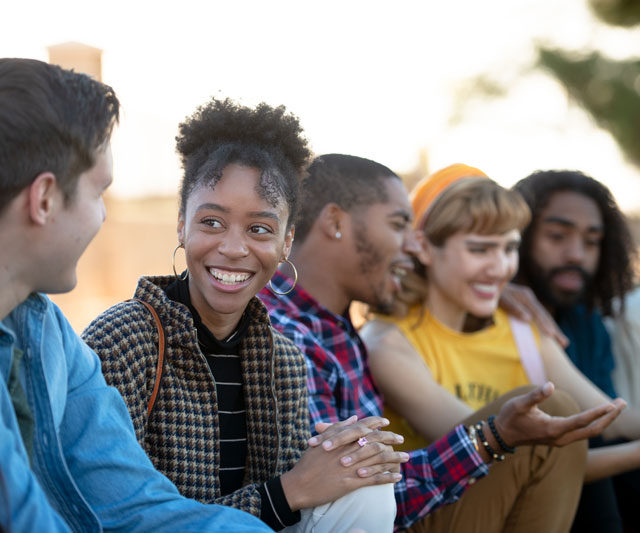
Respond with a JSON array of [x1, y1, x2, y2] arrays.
[[4, 0, 640, 331]]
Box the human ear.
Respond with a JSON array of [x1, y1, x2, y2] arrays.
[[319, 203, 346, 240], [28, 172, 59, 225], [282, 225, 295, 258], [177, 213, 185, 243]]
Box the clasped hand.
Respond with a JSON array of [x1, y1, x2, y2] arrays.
[[280, 416, 408, 511]]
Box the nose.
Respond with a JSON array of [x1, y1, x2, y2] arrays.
[[402, 228, 422, 257], [487, 250, 512, 279], [218, 228, 249, 258], [564, 235, 586, 265]]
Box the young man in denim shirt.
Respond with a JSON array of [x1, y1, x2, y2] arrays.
[[0, 58, 271, 532]]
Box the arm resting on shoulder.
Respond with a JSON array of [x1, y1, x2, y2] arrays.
[[499, 283, 569, 347]]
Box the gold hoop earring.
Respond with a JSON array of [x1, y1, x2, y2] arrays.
[[269, 258, 298, 296], [172, 243, 189, 281]]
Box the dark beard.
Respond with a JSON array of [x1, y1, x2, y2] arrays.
[[521, 259, 592, 311], [352, 218, 392, 311]]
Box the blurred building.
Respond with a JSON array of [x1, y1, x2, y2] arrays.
[[45, 42, 640, 332], [47, 42, 181, 331], [48, 41, 102, 81]]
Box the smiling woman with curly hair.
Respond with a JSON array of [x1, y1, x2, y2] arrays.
[[82, 97, 403, 532]]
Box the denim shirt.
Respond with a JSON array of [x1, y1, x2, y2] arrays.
[[0, 294, 272, 532]]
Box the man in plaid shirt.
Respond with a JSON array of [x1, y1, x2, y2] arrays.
[[260, 154, 624, 531], [261, 269, 489, 530]]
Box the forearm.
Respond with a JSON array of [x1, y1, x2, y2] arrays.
[[214, 478, 298, 531], [585, 440, 640, 483], [542, 335, 640, 440], [602, 406, 640, 441], [410, 399, 473, 442], [395, 425, 488, 529]]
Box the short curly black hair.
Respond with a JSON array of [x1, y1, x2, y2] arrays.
[[514, 170, 636, 316], [175, 97, 311, 227]]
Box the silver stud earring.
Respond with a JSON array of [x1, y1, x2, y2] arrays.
[[335, 231, 342, 239]]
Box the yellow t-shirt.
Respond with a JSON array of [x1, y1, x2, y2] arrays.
[[380, 307, 539, 451]]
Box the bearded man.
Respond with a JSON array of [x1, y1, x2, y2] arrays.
[[514, 169, 638, 533]]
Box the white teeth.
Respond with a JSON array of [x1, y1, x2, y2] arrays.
[[209, 269, 250, 285], [473, 283, 497, 293]]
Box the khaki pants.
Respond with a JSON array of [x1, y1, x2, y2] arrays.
[[408, 387, 587, 533]]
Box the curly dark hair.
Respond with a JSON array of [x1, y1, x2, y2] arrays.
[[0, 58, 119, 214], [175, 97, 311, 227], [514, 170, 636, 316], [293, 154, 400, 243]]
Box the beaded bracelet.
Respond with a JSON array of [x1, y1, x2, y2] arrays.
[[488, 414, 516, 454], [475, 421, 505, 462]]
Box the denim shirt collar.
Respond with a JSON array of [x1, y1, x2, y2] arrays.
[[0, 294, 47, 383]]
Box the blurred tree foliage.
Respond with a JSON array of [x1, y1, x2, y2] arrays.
[[537, 0, 640, 166], [589, 0, 640, 26], [538, 48, 640, 166]]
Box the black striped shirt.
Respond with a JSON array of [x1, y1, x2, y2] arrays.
[[165, 278, 298, 529]]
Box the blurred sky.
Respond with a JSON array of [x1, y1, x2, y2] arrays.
[[3, 0, 640, 212]]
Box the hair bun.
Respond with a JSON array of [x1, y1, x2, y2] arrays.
[[175, 97, 310, 175]]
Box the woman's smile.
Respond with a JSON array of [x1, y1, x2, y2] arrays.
[[208, 267, 254, 290]]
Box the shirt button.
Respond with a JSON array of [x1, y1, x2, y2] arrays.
[[468, 477, 477, 485], [42, 433, 49, 448]]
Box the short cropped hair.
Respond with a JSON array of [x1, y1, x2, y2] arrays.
[[514, 170, 636, 315], [0, 58, 119, 214], [294, 154, 400, 243], [175, 98, 311, 228]]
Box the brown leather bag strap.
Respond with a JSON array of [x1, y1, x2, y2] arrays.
[[129, 298, 165, 418]]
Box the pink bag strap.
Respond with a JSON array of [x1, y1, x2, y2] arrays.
[[508, 316, 547, 386]]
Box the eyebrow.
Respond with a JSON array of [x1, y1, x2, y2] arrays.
[[195, 203, 281, 222], [249, 210, 281, 222], [388, 209, 412, 222], [542, 216, 604, 233]]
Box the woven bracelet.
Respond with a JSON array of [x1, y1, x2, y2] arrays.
[[475, 421, 505, 462], [488, 414, 516, 454]]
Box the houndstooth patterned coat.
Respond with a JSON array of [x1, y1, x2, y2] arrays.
[[82, 275, 310, 516]]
